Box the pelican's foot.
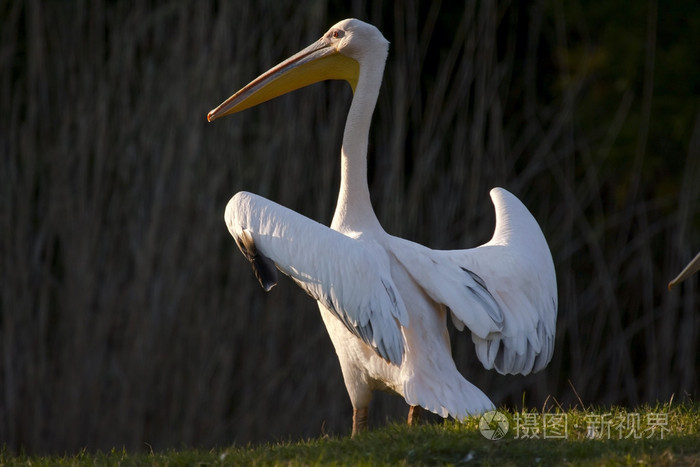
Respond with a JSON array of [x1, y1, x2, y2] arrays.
[[352, 407, 368, 437]]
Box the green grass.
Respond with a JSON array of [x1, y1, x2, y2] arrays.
[[2, 404, 699, 466]]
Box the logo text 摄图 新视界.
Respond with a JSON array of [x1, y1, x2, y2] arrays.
[[479, 411, 672, 440]]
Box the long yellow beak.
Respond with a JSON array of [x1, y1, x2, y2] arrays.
[[207, 38, 359, 121]]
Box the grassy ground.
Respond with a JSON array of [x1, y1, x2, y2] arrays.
[[2, 404, 698, 466]]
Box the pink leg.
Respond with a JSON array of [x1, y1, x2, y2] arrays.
[[407, 405, 423, 425], [352, 407, 369, 437]]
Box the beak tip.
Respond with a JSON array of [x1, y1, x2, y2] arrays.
[[207, 110, 215, 122]]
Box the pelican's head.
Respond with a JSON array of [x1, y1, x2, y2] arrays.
[[207, 19, 388, 121]]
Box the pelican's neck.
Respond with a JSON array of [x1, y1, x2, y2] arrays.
[[331, 47, 387, 235]]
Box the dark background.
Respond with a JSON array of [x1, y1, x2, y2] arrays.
[[1, 0, 698, 454]]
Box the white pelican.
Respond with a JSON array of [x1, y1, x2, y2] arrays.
[[208, 19, 557, 436], [668, 252, 700, 290]]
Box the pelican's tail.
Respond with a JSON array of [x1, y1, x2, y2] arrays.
[[401, 357, 495, 419]]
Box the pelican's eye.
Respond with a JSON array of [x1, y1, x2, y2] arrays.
[[331, 30, 344, 39]]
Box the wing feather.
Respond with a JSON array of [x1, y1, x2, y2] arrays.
[[224, 191, 408, 365], [233, 228, 278, 291], [388, 187, 557, 375]]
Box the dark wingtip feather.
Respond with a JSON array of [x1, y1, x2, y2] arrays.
[[234, 229, 278, 292], [252, 255, 278, 292]]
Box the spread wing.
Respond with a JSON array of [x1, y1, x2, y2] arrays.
[[388, 188, 557, 375], [224, 191, 409, 365]]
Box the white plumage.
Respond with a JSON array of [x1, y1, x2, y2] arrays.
[[209, 18, 557, 435]]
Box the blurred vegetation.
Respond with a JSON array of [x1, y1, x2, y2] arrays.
[[1, 0, 698, 454], [2, 404, 699, 465]]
